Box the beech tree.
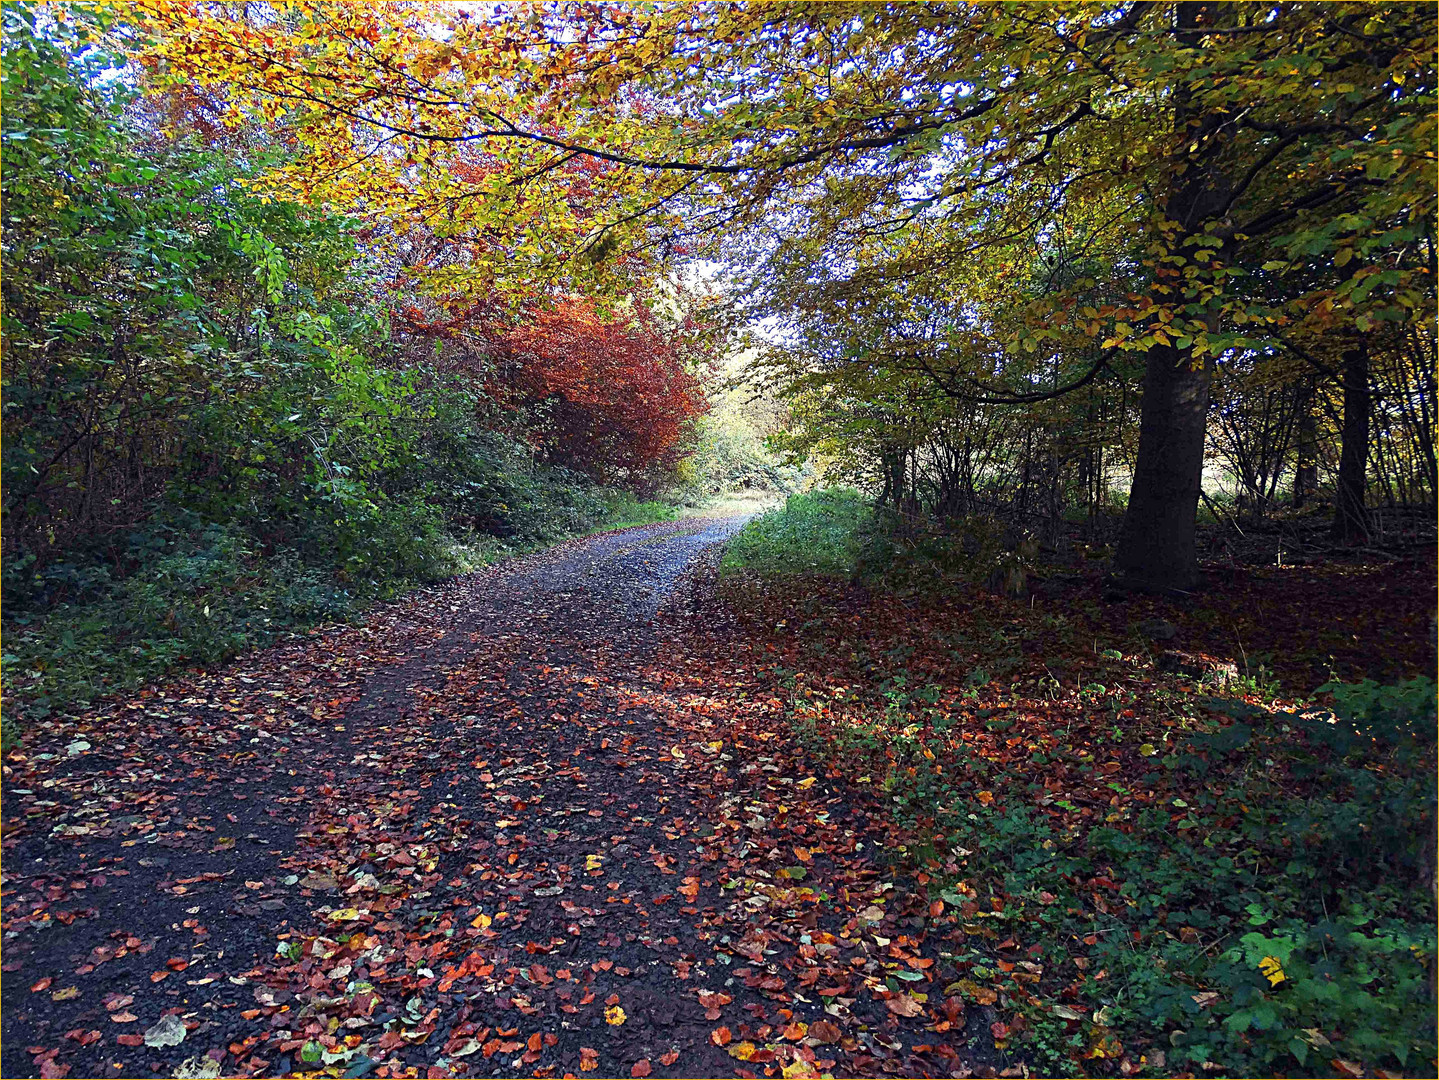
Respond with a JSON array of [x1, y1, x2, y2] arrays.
[[130, 1, 1436, 586]]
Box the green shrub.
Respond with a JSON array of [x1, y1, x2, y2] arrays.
[[721, 488, 871, 576]]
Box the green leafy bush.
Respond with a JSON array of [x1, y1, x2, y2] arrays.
[[721, 488, 871, 576]]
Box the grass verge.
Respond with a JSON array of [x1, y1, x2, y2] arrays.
[[1, 491, 679, 747]]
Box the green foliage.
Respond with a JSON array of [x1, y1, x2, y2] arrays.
[[1316, 675, 1437, 747], [723, 487, 1045, 598], [676, 412, 801, 499], [721, 489, 871, 576], [0, 7, 686, 744], [602, 492, 681, 530]]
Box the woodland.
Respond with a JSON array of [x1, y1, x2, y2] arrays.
[[1, 3, 1436, 1080]]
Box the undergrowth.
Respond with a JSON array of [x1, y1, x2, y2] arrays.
[[1, 476, 677, 745], [720, 492, 1438, 1078], [720, 487, 871, 576]]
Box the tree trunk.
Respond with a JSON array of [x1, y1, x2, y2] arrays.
[[1114, 2, 1226, 592], [1115, 342, 1214, 590], [1331, 340, 1371, 544]]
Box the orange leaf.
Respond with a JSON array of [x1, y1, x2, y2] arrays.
[[710, 1026, 732, 1046], [631, 1060, 651, 1077], [885, 994, 925, 1017]]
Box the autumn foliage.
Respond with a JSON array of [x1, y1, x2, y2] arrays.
[[398, 293, 713, 485], [505, 298, 711, 480]]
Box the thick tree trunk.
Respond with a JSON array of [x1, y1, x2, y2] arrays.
[[1331, 340, 1371, 544], [1114, 2, 1224, 592], [1115, 342, 1214, 590]]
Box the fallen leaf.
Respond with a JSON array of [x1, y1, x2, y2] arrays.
[[885, 993, 924, 1017], [728, 1042, 757, 1061], [143, 1013, 187, 1048]]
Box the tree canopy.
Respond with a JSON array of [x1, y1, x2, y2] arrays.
[[129, 0, 1436, 584]]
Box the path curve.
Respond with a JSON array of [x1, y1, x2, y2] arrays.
[[3, 518, 992, 1080]]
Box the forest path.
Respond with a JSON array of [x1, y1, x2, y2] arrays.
[[3, 519, 990, 1080]]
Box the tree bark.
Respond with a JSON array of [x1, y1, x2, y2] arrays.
[[1116, 342, 1215, 590], [1331, 340, 1371, 544], [1115, 1, 1226, 592]]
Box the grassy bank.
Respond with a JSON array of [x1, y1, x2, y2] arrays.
[[1, 482, 678, 746]]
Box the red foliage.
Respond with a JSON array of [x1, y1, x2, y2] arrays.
[[504, 296, 711, 479], [395, 289, 714, 482]]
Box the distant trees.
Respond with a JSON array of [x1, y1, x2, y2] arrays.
[[1, 2, 717, 593], [100, 2, 1439, 580]]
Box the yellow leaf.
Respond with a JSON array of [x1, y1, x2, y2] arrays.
[[328, 908, 361, 921], [727, 1041, 757, 1061], [471, 913, 491, 929], [1258, 955, 1286, 987], [586, 854, 603, 871], [605, 1005, 627, 1026], [797, 777, 817, 789]]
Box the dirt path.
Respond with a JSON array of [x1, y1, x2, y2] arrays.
[[3, 520, 994, 1080]]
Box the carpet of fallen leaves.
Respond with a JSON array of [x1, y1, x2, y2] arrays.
[[3, 520, 1431, 1080], [672, 546, 1435, 1079], [2, 519, 1011, 1080]]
